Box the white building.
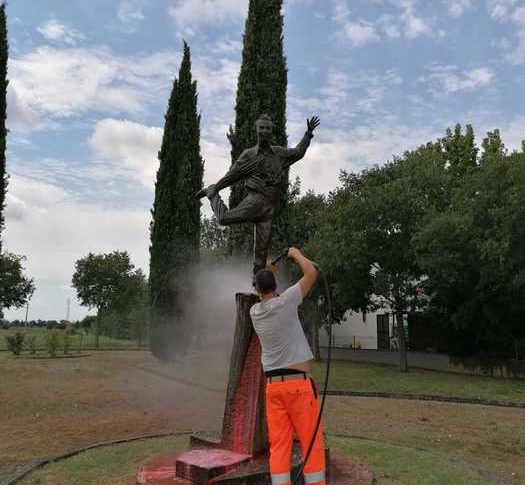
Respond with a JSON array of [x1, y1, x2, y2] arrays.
[[320, 308, 408, 350]]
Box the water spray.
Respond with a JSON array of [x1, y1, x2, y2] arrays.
[[270, 249, 334, 485]]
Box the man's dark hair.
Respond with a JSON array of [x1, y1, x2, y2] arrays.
[[255, 269, 277, 294]]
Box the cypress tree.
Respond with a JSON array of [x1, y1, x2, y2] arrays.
[[0, 3, 8, 254], [227, 0, 288, 255], [149, 42, 203, 361]]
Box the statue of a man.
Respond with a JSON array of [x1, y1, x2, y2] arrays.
[[198, 114, 320, 275]]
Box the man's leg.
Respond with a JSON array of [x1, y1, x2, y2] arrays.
[[266, 383, 294, 485], [253, 218, 273, 274], [286, 379, 326, 485]]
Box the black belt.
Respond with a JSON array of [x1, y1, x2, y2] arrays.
[[264, 368, 305, 378]]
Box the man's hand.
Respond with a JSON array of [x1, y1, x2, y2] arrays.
[[306, 116, 320, 134], [287, 246, 302, 261], [266, 259, 278, 274]]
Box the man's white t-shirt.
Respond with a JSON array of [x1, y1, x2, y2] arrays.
[[250, 283, 314, 372]]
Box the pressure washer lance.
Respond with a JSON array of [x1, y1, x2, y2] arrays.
[[270, 249, 334, 485]]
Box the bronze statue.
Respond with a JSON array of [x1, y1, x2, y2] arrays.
[[197, 114, 320, 275]]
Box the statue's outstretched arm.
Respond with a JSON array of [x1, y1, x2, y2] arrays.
[[282, 116, 320, 168]]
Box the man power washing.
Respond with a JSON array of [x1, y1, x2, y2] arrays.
[[250, 247, 326, 485]]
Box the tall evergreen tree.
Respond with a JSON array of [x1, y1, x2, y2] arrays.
[[227, 0, 288, 255], [149, 42, 203, 361], [0, 3, 8, 254]]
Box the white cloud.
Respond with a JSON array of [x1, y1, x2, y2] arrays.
[[378, 14, 402, 38], [422, 65, 495, 94], [343, 20, 381, 45], [402, 6, 430, 39], [290, 121, 439, 195], [9, 45, 239, 130], [9, 47, 181, 122], [117, 0, 146, 24], [332, 0, 432, 43], [37, 19, 84, 45], [487, 0, 517, 20], [447, 0, 473, 18], [497, 115, 525, 151], [510, 7, 525, 63], [6, 83, 40, 128], [89, 119, 162, 188], [168, 0, 248, 36]]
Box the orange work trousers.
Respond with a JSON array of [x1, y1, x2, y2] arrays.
[[265, 376, 326, 485]]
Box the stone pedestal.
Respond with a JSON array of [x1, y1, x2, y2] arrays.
[[176, 293, 267, 483]]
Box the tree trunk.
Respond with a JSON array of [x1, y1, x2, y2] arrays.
[[396, 311, 408, 372]]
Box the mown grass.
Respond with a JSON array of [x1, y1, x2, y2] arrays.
[[18, 434, 500, 485], [329, 435, 500, 485], [311, 360, 525, 403], [18, 435, 188, 485], [0, 327, 142, 351]]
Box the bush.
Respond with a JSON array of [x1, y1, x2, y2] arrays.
[[46, 330, 61, 357], [63, 327, 74, 355], [6, 332, 25, 355], [25, 335, 37, 354]]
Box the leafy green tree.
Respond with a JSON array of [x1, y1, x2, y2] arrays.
[[415, 132, 525, 363], [102, 269, 149, 343], [72, 251, 142, 348], [149, 42, 203, 361], [0, 252, 34, 312], [311, 140, 449, 371], [286, 179, 327, 360], [227, 0, 288, 255], [0, 3, 7, 253], [200, 215, 228, 262]]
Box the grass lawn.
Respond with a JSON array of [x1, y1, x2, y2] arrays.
[[329, 435, 500, 485], [18, 435, 188, 485], [2, 351, 523, 484], [17, 434, 499, 485], [0, 327, 142, 351], [311, 360, 525, 403]]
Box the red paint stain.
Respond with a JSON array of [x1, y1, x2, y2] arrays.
[[221, 333, 262, 455]]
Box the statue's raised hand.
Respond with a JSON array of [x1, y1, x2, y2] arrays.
[[307, 116, 320, 134]]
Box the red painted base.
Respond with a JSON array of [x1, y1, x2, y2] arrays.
[[137, 449, 373, 484], [176, 449, 251, 483]]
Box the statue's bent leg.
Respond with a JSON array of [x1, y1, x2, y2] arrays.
[[253, 219, 273, 274], [216, 192, 266, 225]]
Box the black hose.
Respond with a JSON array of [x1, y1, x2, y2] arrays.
[[292, 262, 333, 484]]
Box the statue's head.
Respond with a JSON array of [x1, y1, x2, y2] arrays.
[[255, 114, 274, 143]]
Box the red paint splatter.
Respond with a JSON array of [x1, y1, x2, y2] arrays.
[[221, 333, 262, 455]]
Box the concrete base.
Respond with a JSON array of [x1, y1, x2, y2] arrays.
[[176, 449, 251, 483], [137, 447, 373, 484]]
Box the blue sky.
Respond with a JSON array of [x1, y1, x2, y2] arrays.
[[3, 0, 525, 321]]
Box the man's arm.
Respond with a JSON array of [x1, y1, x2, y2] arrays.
[[281, 116, 320, 168], [288, 247, 318, 298]]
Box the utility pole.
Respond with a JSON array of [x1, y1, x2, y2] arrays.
[[66, 298, 70, 322], [25, 300, 29, 327]]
